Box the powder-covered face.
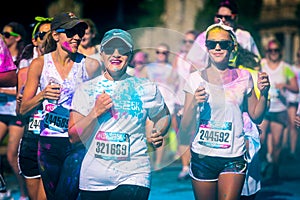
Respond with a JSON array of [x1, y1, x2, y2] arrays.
[[206, 27, 232, 67]]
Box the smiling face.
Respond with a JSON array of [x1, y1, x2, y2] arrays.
[[206, 27, 232, 69], [101, 39, 131, 80]]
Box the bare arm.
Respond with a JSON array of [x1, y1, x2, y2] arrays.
[[19, 56, 61, 117], [247, 72, 270, 124]]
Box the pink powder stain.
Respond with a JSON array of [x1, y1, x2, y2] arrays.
[[62, 41, 73, 52]]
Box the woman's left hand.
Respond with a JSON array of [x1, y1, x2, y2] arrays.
[[257, 72, 270, 96]]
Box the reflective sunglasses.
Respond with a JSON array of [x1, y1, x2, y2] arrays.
[[34, 31, 48, 40], [215, 14, 234, 21], [205, 40, 233, 50], [267, 48, 280, 53], [182, 39, 194, 44], [1, 31, 20, 38], [102, 46, 132, 55], [56, 27, 85, 38], [156, 50, 168, 55]]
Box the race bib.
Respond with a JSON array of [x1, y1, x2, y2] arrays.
[[44, 111, 69, 133], [28, 111, 43, 134], [196, 120, 233, 149], [94, 131, 130, 161]]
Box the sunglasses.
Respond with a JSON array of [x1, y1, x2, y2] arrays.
[[34, 31, 48, 40], [182, 39, 194, 44], [205, 40, 233, 50], [156, 50, 168, 55], [102, 46, 131, 55], [1, 31, 20, 38], [267, 48, 280, 53], [215, 14, 234, 21], [56, 27, 85, 38]]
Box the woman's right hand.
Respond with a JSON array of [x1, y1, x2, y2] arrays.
[[43, 83, 61, 101], [92, 91, 113, 118]]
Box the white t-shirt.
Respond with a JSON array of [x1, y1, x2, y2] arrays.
[[71, 75, 165, 191], [184, 68, 253, 157], [261, 59, 295, 112]]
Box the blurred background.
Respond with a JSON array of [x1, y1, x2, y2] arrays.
[[1, 0, 300, 63]]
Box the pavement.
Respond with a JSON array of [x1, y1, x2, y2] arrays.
[[2, 148, 300, 200]]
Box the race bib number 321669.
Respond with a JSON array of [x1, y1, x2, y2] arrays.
[[94, 131, 130, 161]]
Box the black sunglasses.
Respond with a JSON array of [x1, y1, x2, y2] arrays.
[[1, 31, 19, 38], [56, 26, 85, 38], [34, 31, 48, 40], [102, 46, 131, 55], [267, 48, 280, 53], [215, 14, 233, 21], [205, 40, 233, 50], [156, 50, 168, 55], [182, 39, 194, 44]]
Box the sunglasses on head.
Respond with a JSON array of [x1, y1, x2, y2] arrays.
[[215, 14, 234, 21], [267, 48, 280, 53], [182, 39, 194, 44], [156, 50, 168, 55], [1, 31, 20, 38], [55, 26, 85, 38], [102, 45, 131, 55], [205, 40, 233, 50], [34, 31, 48, 40]]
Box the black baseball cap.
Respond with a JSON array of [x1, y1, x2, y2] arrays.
[[51, 12, 88, 31]]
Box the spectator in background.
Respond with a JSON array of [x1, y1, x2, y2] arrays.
[[78, 18, 104, 73], [187, 0, 260, 71], [284, 47, 300, 160], [127, 51, 149, 78], [170, 30, 199, 181], [0, 35, 17, 87], [17, 16, 53, 200], [2, 21, 28, 64], [145, 43, 176, 170], [0, 21, 29, 200], [259, 39, 299, 182], [0, 35, 18, 199]]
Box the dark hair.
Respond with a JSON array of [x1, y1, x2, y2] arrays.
[[81, 18, 100, 46], [6, 22, 28, 66], [236, 44, 260, 70], [218, 0, 238, 14], [185, 30, 199, 38], [43, 32, 57, 54]]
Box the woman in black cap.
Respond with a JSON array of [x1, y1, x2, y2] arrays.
[[19, 12, 102, 200]]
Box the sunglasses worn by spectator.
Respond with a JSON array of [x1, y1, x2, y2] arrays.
[[267, 48, 280, 53], [56, 27, 85, 38], [156, 51, 168, 55], [182, 40, 194, 44], [102, 46, 131, 55], [215, 14, 234, 21], [1, 31, 20, 38], [34, 31, 49, 40], [205, 40, 233, 50]]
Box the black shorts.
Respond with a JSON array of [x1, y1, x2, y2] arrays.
[[18, 134, 40, 178], [0, 114, 24, 127], [190, 151, 247, 181], [264, 111, 288, 128]]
